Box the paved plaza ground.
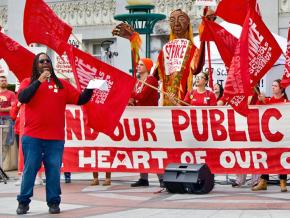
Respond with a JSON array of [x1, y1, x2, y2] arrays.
[[0, 172, 290, 218]]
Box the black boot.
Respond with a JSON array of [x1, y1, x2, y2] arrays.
[[16, 203, 29, 215], [48, 204, 60, 214], [131, 179, 149, 187], [159, 179, 165, 188]]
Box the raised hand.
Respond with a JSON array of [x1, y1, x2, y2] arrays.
[[112, 23, 135, 40]]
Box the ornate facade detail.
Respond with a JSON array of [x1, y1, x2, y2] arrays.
[[48, 0, 207, 31], [49, 0, 117, 27], [0, 6, 7, 29], [153, 0, 204, 21], [280, 0, 290, 14]]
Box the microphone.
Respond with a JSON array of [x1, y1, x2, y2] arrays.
[[47, 76, 50, 83]]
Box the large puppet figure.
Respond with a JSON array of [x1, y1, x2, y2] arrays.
[[113, 9, 205, 105]]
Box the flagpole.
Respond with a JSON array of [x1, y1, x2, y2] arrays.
[[138, 79, 191, 106], [206, 41, 213, 89]]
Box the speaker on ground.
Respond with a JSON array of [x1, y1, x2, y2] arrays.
[[163, 163, 214, 194]]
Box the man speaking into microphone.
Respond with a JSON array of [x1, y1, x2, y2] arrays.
[[16, 53, 93, 215]]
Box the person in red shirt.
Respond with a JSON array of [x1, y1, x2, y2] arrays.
[[257, 79, 288, 105], [252, 79, 288, 192], [0, 75, 16, 117], [0, 75, 16, 146], [16, 53, 93, 215], [128, 58, 164, 188], [183, 72, 217, 106], [213, 83, 224, 102], [129, 58, 159, 106], [169, 72, 217, 106]]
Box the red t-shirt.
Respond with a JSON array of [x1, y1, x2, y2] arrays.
[[0, 90, 16, 116], [10, 102, 20, 135], [131, 75, 159, 106], [19, 78, 80, 140], [184, 89, 217, 106], [257, 96, 288, 105]]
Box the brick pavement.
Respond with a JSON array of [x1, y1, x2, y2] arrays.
[[0, 172, 290, 218]]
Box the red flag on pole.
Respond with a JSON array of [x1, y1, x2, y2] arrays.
[[223, 10, 252, 117], [67, 46, 136, 135], [224, 4, 282, 116], [0, 32, 35, 82], [215, 0, 249, 26], [23, 0, 72, 56], [247, 7, 282, 86], [216, 0, 261, 26], [281, 26, 290, 88], [200, 19, 238, 69]]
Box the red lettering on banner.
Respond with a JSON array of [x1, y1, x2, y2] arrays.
[[228, 109, 247, 141], [124, 119, 140, 141], [262, 108, 283, 142], [109, 122, 124, 141], [110, 118, 157, 141], [165, 41, 187, 60], [84, 126, 99, 140], [65, 108, 99, 140], [141, 118, 157, 141], [209, 109, 227, 141], [65, 109, 82, 140], [172, 109, 189, 141], [247, 109, 262, 141], [171, 108, 284, 143], [190, 110, 208, 141], [165, 44, 171, 60]]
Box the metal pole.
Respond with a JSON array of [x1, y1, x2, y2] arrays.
[[146, 33, 151, 58]]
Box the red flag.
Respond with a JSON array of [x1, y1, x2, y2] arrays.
[[223, 10, 251, 117], [0, 32, 35, 82], [67, 46, 136, 135], [247, 7, 282, 86], [23, 0, 72, 56], [224, 5, 282, 116], [200, 19, 238, 69], [216, 0, 260, 26], [281, 27, 290, 88]]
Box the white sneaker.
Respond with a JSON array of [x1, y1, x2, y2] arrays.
[[35, 176, 44, 186]]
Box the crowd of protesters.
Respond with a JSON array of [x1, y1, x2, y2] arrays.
[[0, 6, 287, 216]]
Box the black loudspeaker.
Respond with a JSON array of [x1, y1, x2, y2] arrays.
[[163, 163, 214, 194]]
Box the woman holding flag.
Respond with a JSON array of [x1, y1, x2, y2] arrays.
[[129, 58, 165, 188]]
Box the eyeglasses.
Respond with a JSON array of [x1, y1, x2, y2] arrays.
[[39, 59, 51, 64], [196, 76, 206, 80]]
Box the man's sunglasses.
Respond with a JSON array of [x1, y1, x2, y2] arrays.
[[39, 59, 51, 64]]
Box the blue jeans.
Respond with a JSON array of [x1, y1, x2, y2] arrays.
[[0, 116, 15, 146], [17, 136, 65, 206]]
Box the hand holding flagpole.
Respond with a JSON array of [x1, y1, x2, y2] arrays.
[[138, 79, 191, 106]]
